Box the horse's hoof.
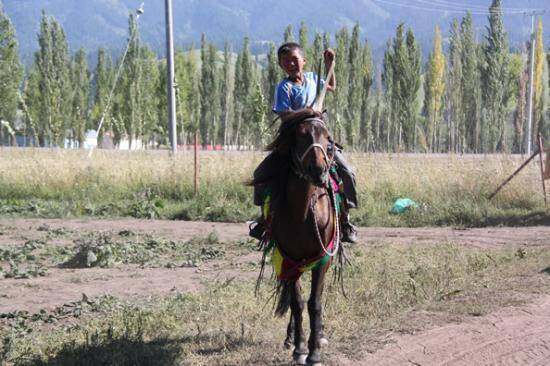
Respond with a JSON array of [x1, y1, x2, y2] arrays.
[[319, 337, 329, 347], [293, 353, 308, 365], [306, 352, 322, 366]]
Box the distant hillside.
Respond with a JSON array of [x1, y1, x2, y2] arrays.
[[2, 0, 549, 61]]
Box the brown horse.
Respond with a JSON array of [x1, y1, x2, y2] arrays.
[[254, 109, 341, 366]]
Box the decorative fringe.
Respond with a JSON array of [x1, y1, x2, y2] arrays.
[[254, 235, 272, 297]]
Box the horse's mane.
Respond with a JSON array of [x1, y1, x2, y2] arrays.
[[265, 109, 324, 154]]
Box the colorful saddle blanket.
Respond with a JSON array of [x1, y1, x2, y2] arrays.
[[261, 168, 343, 281]]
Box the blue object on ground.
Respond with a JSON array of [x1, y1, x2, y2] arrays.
[[390, 198, 418, 214]]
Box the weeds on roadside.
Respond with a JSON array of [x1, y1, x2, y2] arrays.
[[65, 231, 226, 269], [2, 243, 549, 365], [0, 240, 50, 279]]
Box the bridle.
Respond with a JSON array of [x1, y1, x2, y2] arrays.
[[290, 118, 334, 186], [289, 117, 339, 257]]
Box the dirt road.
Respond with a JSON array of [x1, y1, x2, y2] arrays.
[[1, 218, 549, 365], [339, 295, 550, 366]]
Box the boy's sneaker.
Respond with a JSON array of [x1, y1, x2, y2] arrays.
[[342, 223, 357, 243], [249, 220, 265, 240], [341, 215, 357, 243]]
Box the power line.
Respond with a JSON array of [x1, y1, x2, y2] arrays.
[[414, 0, 542, 13], [370, 0, 546, 16]]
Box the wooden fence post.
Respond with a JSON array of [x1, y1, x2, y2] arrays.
[[194, 130, 199, 196], [537, 134, 547, 208]]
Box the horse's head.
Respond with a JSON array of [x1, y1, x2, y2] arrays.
[[290, 116, 334, 187], [264, 109, 334, 187]]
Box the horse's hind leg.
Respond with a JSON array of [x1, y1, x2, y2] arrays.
[[306, 266, 328, 365], [290, 279, 308, 364]]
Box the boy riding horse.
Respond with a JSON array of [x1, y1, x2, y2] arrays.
[[250, 42, 358, 243]]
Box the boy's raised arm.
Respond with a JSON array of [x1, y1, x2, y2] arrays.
[[324, 48, 336, 92]]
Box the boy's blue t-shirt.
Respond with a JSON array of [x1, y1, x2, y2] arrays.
[[272, 72, 325, 114]]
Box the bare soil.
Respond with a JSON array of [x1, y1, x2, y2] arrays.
[[1, 218, 549, 365], [339, 295, 550, 366]]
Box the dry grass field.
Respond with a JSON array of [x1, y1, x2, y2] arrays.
[[0, 148, 547, 227]]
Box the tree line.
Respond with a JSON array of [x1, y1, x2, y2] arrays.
[[0, 0, 548, 152]]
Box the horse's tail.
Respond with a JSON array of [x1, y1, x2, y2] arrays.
[[274, 280, 292, 317]]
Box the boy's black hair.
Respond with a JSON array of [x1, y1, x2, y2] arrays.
[[277, 42, 304, 61]]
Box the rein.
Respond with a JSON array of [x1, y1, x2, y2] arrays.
[[310, 188, 339, 258]]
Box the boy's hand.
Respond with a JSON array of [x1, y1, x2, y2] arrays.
[[324, 48, 335, 66]]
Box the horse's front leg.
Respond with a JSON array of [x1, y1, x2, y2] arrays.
[[290, 279, 308, 364], [307, 266, 328, 365], [284, 313, 294, 349]]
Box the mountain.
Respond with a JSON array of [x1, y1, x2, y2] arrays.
[[2, 0, 549, 62]]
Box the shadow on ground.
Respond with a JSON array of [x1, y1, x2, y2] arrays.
[[482, 211, 550, 227], [20, 332, 259, 366], [20, 337, 181, 366]]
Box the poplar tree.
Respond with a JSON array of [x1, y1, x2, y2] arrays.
[[266, 42, 280, 102], [250, 77, 268, 147], [424, 25, 446, 152], [220, 42, 233, 146], [175, 47, 200, 142], [331, 27, 350, 143], [207, 43, 221, 145], [387, 25, 421, 151], [345, 24, 362, 147], [92, 48, 114, 145], [199, 34, 213, 145], [371, 81, 384, 151], [70, 48, 90, 146], [311, 32, 324, 68], [233, 37, 253, 146], [382, 40, 395, 151], [482, 0, 510, 152], [460, 12, 481, 152], [403, 29, 422, 151], [533, 18, 545, 140], [232, 50, 243, 145], [359, 41, 373, 150], [0, 4, 22, 145], [35, 11, 71, 146], [512, 58, 528, 152], [284, 25, 294, 43], [118, 14, 142, 148], [138, 46, 160, 146], [298, 21, 313, 61], [446, 20, 464, 152], [156, 57, 168, 146], [21, 69, 41, 145], [323, 32, 331, 50]]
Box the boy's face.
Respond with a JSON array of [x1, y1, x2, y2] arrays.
[[279, 49, 306, 79]]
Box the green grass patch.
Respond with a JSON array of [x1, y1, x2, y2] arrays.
[[0, 231, 256, 278]]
